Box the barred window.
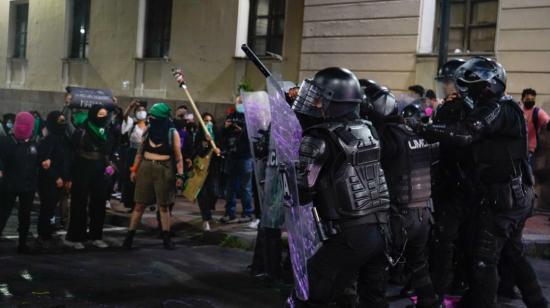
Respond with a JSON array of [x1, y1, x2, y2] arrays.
[[248, 0, 286, 56], [434, 0, 498, 53], [144, 0, 173, 58], [70, 0, 91, 59], [13, 3, 29, 58]]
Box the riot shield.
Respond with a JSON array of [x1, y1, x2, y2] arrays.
[[266, 76, 320, 301], [242, 91, 271, 213], [242, 90, 285, 229]]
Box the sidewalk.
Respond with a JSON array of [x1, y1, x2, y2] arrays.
[[107, 196, 550, 258]]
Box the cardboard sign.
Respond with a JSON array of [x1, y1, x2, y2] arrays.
[[66, 87, 115, 110]]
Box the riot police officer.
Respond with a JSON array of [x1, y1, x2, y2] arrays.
[[421, 57, 547, 308], [293, 67, 391, 307], [363, 82, 440, 308], [426, 58, 477, 299]]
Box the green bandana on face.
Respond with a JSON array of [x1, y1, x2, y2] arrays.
[[205, 122, 215, 141], [87, 121, 107, 141]]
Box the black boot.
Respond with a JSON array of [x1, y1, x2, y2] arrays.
[[122, 230, 135, 250], [162, 231, 175, 250]]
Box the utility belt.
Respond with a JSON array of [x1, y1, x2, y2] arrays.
[[480, 174, 527, 211], [321, 212, 389, 239], [78, 151, 104, 161]]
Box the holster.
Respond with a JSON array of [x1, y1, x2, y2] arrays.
[[483, 175, 525, 211]]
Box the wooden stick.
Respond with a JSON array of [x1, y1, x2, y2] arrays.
[[172, 69, 218, 152]]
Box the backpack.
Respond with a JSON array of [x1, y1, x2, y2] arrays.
[[533, 107, 541, 150]]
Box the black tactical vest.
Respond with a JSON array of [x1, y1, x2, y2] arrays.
[[310, 120, 390, 220], [383, 123, 432, 206], [472, 98, 528, 184]]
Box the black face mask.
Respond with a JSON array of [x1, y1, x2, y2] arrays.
[[174, 119, 186, 129], [93, 116, 109, 128], [524, 100, 535, 109]]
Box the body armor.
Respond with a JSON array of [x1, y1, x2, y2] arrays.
[[383, 123, 432, 206], [472, 98, 528, 184], [298, 119, 390, 220]]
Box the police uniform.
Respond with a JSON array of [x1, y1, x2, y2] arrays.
[[422, 57, 547, 308], [293, 68, 391, 307]]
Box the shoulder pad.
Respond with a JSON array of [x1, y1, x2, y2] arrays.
[[299, 135, 327, 159]]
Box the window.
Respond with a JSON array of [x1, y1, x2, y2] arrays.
[[70, 0, 91, 59], [13, 3, 29, 58], [434, 0, 498, 53], [248, 0, 286, 56], [144, 0, 172, 58]]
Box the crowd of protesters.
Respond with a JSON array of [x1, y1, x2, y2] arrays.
[[0, 90, 265, 254]]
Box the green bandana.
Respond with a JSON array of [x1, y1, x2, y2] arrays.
[[150, 102, 172, 118], [87, 121, 107, 141], [73, 111, 88, 126], [205, 122, 215, 141], [33, 117, 41, 137]]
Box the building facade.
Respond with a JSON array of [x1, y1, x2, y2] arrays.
[[0, 0, 549, 116]]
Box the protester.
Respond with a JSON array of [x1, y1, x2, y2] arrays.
[[123, 102, 184, 250], [408, 84, 425, 99], [120, 99, 148, 211], [37, 111, 72, 248], [65, 104, 114, 250], [0, 112, 38, 253], [193, 112, 221, 231], [2, 113, 15, 135], [424, 89, 438, 117], [521, 88, 550, 168], [219, 96, 254, 223]]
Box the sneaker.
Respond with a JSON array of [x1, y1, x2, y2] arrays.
[[202, 221, 211, 232], [92, 240, 109, 249], [239, 216, 253, 224], [64, 240, 85, 250], [220, 216, 238, 224], [247, 218, 260, 229]]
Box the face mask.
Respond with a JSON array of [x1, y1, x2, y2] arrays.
[[236, 104, 244, 113], [136, 111, 147, 120], [524, 100, 535, 109], [6, 121, 13, 129], [95, 116, 109, 128], [205, 121, 213, 131]]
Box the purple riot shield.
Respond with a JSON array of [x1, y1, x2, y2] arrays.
[[266, 76, 321, 301], [242, 91, 271, 215]]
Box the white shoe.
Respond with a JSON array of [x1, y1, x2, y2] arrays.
[[247, 219, 260, 229], [202, 221, 211, 232], [64, 239, 85, 250], [92, 240, 109, 248]]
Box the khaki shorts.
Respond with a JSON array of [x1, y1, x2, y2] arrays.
[[134, 159, 175, 206]]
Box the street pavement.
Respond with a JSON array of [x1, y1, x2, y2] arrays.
[[0, 199, 549, 307]]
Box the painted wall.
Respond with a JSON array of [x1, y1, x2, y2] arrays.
[[0, 0, 304, 117], [496, 0, 550, 108], [298, 0, 421, 91]]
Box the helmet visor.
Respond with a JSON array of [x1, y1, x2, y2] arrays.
[[292, 79, 326, 118]]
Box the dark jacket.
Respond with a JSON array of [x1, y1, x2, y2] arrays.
[[38, 133, 72, 181], [0, 135, 39, 192], [221, 111, 251, 160]]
